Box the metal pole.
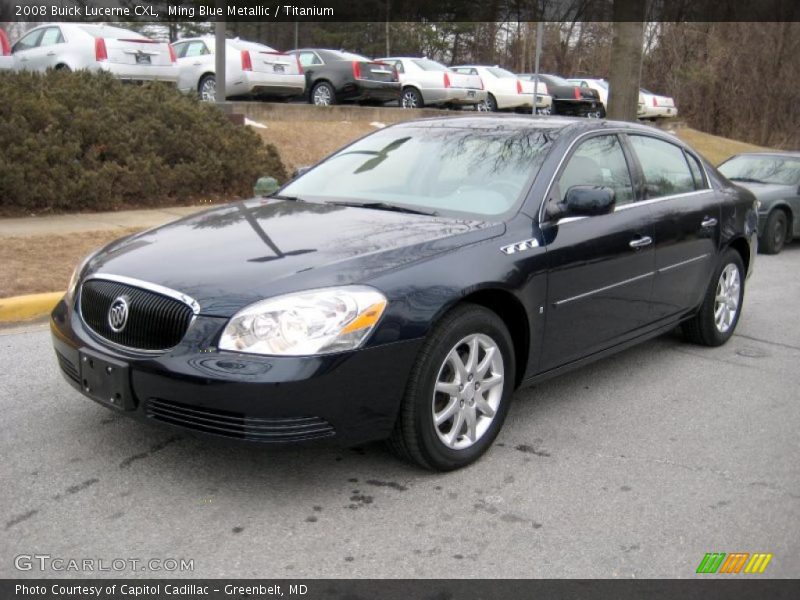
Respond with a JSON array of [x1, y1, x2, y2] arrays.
[[531, 21, 543, 116], [215, 0, 226, 104], [294, 21, 299, 50]]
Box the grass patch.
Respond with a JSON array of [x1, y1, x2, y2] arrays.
[[673, 126, 768, 165], [0, 229, 142, 297]]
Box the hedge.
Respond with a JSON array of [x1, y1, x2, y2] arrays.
[[0, 70, 286, 215]]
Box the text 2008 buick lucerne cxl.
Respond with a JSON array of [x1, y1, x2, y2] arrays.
[[51, 116, 758, 471]]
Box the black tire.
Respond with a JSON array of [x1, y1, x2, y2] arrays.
[[198, 74, 216, 102], [387, 304, 515, 471], [682, 249, 745, 346], [55, 64, 71, 72], [759, 209, 788, 255], [401, 87, 424, 109], [485, 93, 498, 112], [310, 81, 336, 106]]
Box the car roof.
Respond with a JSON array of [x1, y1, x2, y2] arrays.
[[729, 151, 800, 159], [382, 115, 676, 135]]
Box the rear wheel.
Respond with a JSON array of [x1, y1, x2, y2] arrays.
[[683, 249, 745, 346], [311, 81, 335, 106], [388, 304, 515, 471], [401, 87, 424, 109], [198, 74, 216, 102], [760, 209, 788, 254], [484, 93, 498, 112]]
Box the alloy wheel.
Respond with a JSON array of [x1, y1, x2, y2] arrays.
[[714, 263, 741, 333], [200, 78, 216, 102], [432, 333, 504, 450], [402, 90, 418, 109], [313, 85, 332, 106]]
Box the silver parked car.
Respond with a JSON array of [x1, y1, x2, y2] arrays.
[[172, 36, 305, 102], [376, 57, 487, 109], [10, 23, 178, 82]]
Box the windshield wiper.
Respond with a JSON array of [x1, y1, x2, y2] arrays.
[[269, 194, 306, 202], [327, 200, 438, 216], [728, 177, 768, 184]]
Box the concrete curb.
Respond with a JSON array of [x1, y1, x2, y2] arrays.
[[0, 292, 63, 323]]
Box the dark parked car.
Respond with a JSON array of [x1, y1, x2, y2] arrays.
[[519, 73, 603, 117], [286, 48, 400, 106], [718, 151, 800, 254], [52, 117, 757, 471]]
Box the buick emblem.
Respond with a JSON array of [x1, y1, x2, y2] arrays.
[[108, 296, 130, 333]]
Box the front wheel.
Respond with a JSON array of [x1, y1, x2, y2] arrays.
[[682, 249, 745, 346], [760, 209, 788, 254], [388, 304, 515, 471]]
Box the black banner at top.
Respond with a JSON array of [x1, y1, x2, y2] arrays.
[[4, 0, 800, 22]]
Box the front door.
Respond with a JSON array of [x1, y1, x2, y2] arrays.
[[540, 133, 656, 370]]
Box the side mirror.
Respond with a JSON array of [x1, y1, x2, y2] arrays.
[[561, 185, 616, 218], [292, 165, 311, 179]]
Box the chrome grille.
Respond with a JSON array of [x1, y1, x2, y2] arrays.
[[147, 398, 336, 442], [80, 279, 194, 351]]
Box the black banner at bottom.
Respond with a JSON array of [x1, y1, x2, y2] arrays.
[[2, 579, 799, 600]]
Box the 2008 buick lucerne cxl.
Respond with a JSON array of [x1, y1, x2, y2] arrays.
[[51, 116, 757, 470]]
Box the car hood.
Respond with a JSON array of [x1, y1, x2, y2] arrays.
[[730, 181, 796, 202], [87, 199, 503, 317]]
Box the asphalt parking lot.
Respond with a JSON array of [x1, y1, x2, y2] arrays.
[[1, 246, 798, 579]]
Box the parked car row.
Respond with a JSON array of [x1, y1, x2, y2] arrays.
[[2, 24, 679, 121]]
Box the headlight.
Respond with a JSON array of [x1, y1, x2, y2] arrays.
[[218, 286, 387, 356], [64, 248, 101, 306]]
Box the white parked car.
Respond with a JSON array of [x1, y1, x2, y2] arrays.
[[639, 88, 678, 119], [172, 36, 305, 102], [10, 24, 177, 82], [452, 65, 551, 113], [376, 57, 487, 109], [567, 77, 647, 117], [0, 29, 13, 71]]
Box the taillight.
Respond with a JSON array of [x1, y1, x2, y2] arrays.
[[478, 77, 484, 90], [443, 72, 451, 88], [95, 37, 108, 62], [0, 31, 9, 56], [352, 61, 362, 79], [516, 79, 523, 94], [294, 53, 303, 75], [391, 66, 399, 82], [167, 43, 176, 64], [652, 96, 658, 106], [241, 50, 252, 71], [574, 87, 581, 99]]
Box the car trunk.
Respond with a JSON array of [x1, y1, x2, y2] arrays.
[[104, 38, 172, 67], [355, 61, 398, 83], [446, 70, 482, 90], [250, 50, 303, 75]]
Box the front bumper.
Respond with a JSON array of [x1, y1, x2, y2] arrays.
[[51, 298, 421, 447]]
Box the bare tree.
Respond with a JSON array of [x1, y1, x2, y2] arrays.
[[606, 0, 645, 121]]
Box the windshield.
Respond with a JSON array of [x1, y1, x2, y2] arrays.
[[279, 124, 557, 219], [719, 155, 800, 186], [486, 67, 516, 79]]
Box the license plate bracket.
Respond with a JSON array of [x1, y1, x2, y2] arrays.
[[467, 90, 476, 98], [79, 350, 135, 411], [136, 54, 151, 65]]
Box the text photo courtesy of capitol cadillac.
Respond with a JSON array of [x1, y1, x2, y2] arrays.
[[1, 0, 799, 598]]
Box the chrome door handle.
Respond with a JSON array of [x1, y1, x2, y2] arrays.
[[629, 236, 653, 249], [193, 62, 202, 66], [701, 217, 718, 228], [47, 51, 56, 56]]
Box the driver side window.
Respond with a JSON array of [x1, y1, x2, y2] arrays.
[[556, 135, 634, 207]]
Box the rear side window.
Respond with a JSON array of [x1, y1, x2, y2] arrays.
[[39, 27, 65, 47], [629, 135, 696, 198], [556, 134, 635, 207], [297, 51, 322, 67], [184, 41, 209, 57], [685, 152, 708, 189]]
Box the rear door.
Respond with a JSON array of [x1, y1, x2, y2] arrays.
[[174, 40, 212, 92], [11, 27, 45, 71], [624, 134, 720, 319], [24, 26, 65, 71], [540, 133, 656, 370]]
